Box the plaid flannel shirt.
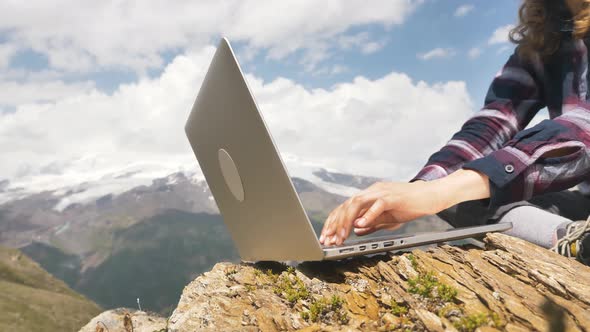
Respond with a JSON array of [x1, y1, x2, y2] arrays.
[[411, 36, 590, 207]]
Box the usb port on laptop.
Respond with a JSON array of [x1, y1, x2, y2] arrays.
[[371, 244, 378, 249], [359, 245, 366, 251], [383, 241, 394, 247], [339, 247, 354, 254]]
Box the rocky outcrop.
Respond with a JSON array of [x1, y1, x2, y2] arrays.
[[83, 233, 590, 331], [78, 308, 167, 332]]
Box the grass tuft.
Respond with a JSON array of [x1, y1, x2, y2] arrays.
[[407, 253, 418, 270], [303, 295, 348, 324], [453, 312, 503, 332], [407, 271, 457, 302], [390, 301, 408, 316], [273, 272, 310, 304]]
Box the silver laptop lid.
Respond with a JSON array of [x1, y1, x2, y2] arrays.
[[185, 38, 324, 261]]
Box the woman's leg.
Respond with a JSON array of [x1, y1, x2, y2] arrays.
[[436, 189, 590, 248], [495, 206, 571, 248]]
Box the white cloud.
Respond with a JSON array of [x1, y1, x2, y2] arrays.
[[488, 24, 515, 45], [417, 48, 456, 60], [338, 33, 367, 50], [330, 65, 348, 75], [0, 43, 17, 68], [338, 32, 387, 55], [311, 64, 349, 77], [468, 47, 482, 59], [362, 41, 386, 54], [0, 45, 474, 200], [0, 0, 422, 74], [0, 80, 95, 106], [454, 4, 474, 17]]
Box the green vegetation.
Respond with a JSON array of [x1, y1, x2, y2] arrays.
[[402, 253, 504, 332], [390, 301, 408, 316], [453, 312, 502, 332], [302, 295, 348, 324], [273, 270, 310, 304], [438, 283, 458, 302], [437, 301, 503, 331], [265, 269, 278, 283], [0, 245, 101, 332], [269, 267, 348, 326], [407, 253, 418, 270], [225, 267, 238, 280], [407, 271, 437, 297], [407, 271, 457, 302]]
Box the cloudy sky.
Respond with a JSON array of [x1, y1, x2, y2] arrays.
[[0, 0, 542, 201]]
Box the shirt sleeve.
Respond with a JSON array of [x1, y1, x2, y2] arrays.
[[410, 47, 546, 183], [462, 106, 590, 207]]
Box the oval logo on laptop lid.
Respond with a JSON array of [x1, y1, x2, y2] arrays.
[[218, 148, 245, 202]]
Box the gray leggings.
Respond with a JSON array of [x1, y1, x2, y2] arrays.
[[437, 190, 590, 248]]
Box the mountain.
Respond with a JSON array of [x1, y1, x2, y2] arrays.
[[81, 233, 590, 331], [76, 210, 239, 315], [0, 166, 449, 315], [313, 168, 383, 189], [21, 241, 82, 287], [0, 245, 101, 332]]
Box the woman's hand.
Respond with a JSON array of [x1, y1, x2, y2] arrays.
[[319, 169, 491, 246], [319, 180, 445, 246]]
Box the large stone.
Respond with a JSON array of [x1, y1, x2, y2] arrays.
[[78, 308, 166, 332], [84, 233, 590, 331]]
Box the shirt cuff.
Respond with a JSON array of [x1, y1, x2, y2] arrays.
[[409, 164, 449, 182], [462, 147, 528, 208]]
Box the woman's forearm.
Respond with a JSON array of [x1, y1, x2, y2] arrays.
[[429, 169, 491, 210]]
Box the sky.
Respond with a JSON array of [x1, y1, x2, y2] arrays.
[[0, 0, 546, 202]]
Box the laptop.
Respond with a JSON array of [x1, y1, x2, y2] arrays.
[[184, 38, 512, 261]]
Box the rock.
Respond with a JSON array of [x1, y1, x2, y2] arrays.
[[83, 233, 590, 331], [78, 308, 166, 332]]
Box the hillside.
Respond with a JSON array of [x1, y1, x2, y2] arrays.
[[82, 232, 590, 331], [0, 245, 101, 332]]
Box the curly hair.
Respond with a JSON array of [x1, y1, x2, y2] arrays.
[[509, 0, 590, 62]]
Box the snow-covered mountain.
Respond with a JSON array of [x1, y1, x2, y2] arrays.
[[0, 154, 364, 212], [0, 156, 380, 256]]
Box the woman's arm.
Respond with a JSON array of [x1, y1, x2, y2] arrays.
[[414, 169, 491, 207], [433, 169, 491, 206], [411, 43, 590, 207], [411, 47, 545, 183], [462, 102, 590, 206], [319, 169, 490, 246]]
